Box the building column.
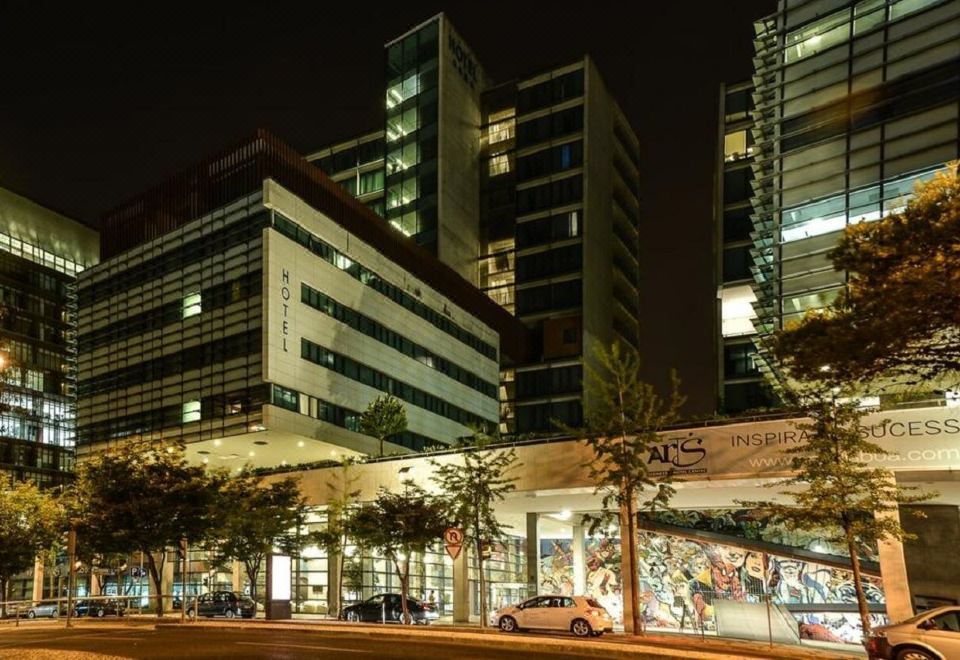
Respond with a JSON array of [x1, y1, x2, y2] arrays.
[[525, 513, 539, 596], [453, 544, 469, 623], [877, 490, 914, 623], [31, 556, 44, 602], [160, 555, 174, 613], [327, 551, 341, 616], [231, 560, 243, 593], [572, 523, 586, 596], [88, 571, 101, 597]]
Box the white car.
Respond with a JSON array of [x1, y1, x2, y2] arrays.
[[865, 606, 960, 660], [491, 595, 614, 637]]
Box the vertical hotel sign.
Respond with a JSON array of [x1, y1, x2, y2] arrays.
[[280, 268, 290, 353]]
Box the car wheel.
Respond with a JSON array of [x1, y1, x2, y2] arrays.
[[225, 608, 237, 619], [498, 615, 518, 633], [571, 618, 592, 638], [73, 610, 80, 618], [346, 611, 359, 623], [27, 610, 36, 619], [186, 608, 195, 618], [896, 648, 937, 660], [51, 609, 59, 619], [96, 608, 105, 618]]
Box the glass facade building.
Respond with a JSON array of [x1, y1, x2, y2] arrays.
[[0, 186, 98, 488], [747, 0, 960, 388], [307, 15, 641, 435]]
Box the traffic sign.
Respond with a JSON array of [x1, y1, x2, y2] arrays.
[[443, 527, 464, 560]]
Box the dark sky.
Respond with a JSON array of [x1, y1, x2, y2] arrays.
[[0, 1, 774, 415]]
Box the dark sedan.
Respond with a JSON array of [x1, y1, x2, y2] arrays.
[[72, 599, 126, 618], [186, 591, 256, 619], [340, 594, 438, 625]]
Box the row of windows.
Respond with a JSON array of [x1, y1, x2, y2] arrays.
[[1, 313, 68, 346], [269, 384, 431, 452], [76, 385, 267, 444], [0, 284, 66, 321], [516, 211, 581, 249], [79, 211, 269, 307], [0, 251, 71, 298], [0, 438, 72, 472], [516, 106, 584, 148], [516, 244, 582, 283], [780, 59, 960, 154], [300, 284, 496, 398], [516, 141, 583, 182], [517, 69, 585, 114], [300, 338, 495, 429], [515, 365, 583, 399], [515, 399, 582, 434], [77, 329, 261, 398], [0, 232, 88, 277], [5, 339, 67, 373], [516, 279, 582, 316], [78, 271, 262, 353], [516, 175, 583, 215], [271, 212, 497, 360], [313, 140, 386, 176], [784, 0, 943, 64]]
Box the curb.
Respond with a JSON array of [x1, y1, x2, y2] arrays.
[[155, 621, 862, 659]]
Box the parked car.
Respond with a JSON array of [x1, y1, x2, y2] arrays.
[[339, 594, 438, 624], [186, 591, 256, 619], [72, 599, 126, 618], [24, 602, 63, 619], [491, 595, 614, 637], [866, 606, 960, 660]]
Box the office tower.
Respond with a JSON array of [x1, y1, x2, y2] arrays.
[[748, 0, 960, 391], [0, 186, 98, 486], [309, 15, 641, 434]]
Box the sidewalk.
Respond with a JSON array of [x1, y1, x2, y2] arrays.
[[156, 618, 866, 659]]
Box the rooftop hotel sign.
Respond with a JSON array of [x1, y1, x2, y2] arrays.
[[648, 406, 960, 479]]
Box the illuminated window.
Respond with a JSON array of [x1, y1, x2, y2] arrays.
[[182, 400, 201, 423], [488, 153, 511, 176], [721, 284, 757, 337], [182, 292, 202, 319], [784, 10, 851, 63], [724, 131, 752, 162]]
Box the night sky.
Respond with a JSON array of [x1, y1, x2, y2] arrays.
[[0, 1, 775, 415]]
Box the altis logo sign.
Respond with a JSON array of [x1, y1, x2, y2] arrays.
[[447, 33, 478, 89], [647, 434, 708, 476]]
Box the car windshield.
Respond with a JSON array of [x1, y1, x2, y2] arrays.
[[586, 598, 604, 609], [899, 610, 940, 626]]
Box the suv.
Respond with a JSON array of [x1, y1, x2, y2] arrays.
[[866, 606, 960, 659], [186, 591, 256, 619]]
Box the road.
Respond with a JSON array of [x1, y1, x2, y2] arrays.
[[0, 623, 697, 659]]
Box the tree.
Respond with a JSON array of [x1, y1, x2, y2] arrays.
[[430, 429, 519, 628], [0, 482, 63, 617], [560, 341, 685, 635], [348, 483, 448, 624], [773, 164, 960, 387], [70, 440, 224, 616], [737, 392, 934, 637], [209, 471, 307, 601], [359, 395, 407, 457], [312, 457, 360, 616]]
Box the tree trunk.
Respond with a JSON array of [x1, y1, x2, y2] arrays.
[[395, 558, 411, 625], [0, 577, 8, 619], [145, 551, 164, 617], [337, 535, 346, 616], [623, 486, 643, 635], [246, 563, 259, 600], [845, 527, 872, 638], [476, 537, 487, 629]]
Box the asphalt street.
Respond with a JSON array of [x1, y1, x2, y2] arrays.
[[0, 624, 684, 659]]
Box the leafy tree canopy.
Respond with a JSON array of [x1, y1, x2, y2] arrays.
[[70, 440, 225, 614], [209, 471, 307, 598], [359, 395, 407, 456], [774, 165, 960, 387], [0, 481, 63, 611]]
